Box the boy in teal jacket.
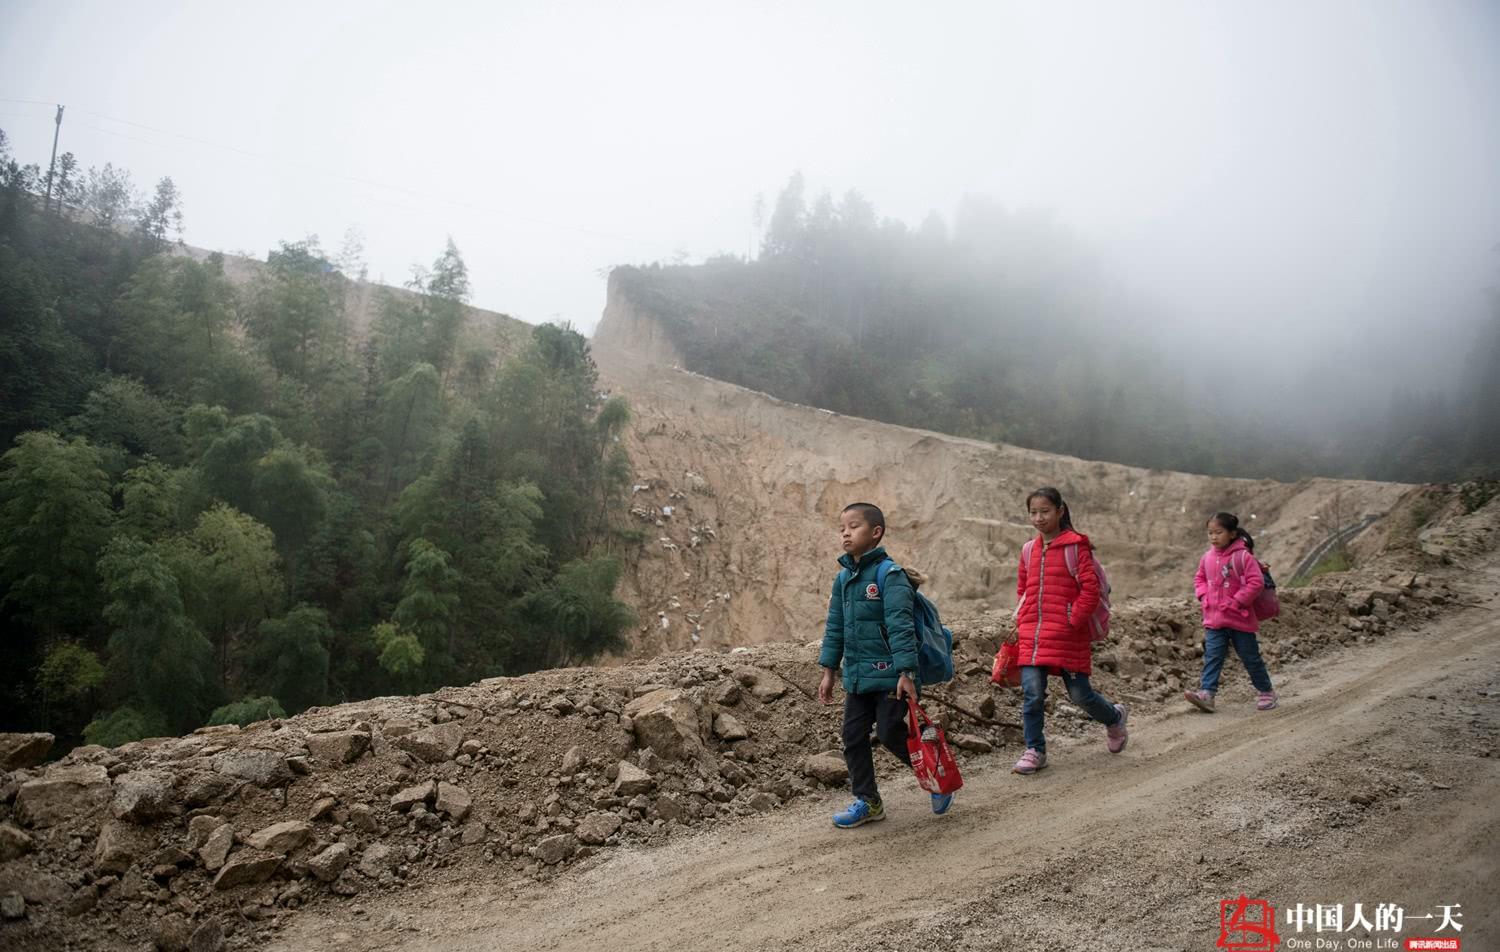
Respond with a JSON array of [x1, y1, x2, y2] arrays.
[[817, 502, 953, 826]]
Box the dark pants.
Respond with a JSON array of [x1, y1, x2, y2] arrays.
[[1200, 627, 1273, 693], [1021, 665, 1120, 754], [842, 690, 912, 802]]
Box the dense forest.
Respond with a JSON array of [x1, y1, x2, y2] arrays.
[[0, 129, 637, 749], [618, 173, 1500, 484]]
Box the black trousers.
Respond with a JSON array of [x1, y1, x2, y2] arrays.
[[841, 689, 912, 802]]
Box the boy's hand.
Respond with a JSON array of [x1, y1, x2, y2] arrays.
[[896, 673, 917, 702], [817, 668, 836, 705]]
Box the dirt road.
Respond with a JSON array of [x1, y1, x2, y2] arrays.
[[273, 562, 1500, 952]]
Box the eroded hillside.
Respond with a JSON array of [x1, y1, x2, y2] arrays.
[[593, 271, 1420, 656]]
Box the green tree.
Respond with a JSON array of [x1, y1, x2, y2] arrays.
[[163, 503, 285, 690], [67, 375, 185, 476], [137, 176, 183, 247], [251, 443, 332, 556], [118, 457, 182, 540], [207, 696, 285, 726], [248, 604, 330, 713], [97, 535, 215, 733], [0, 432, 114, 633], [380, 362, 444, 494], [81, 162, 139, 228], [244, 238, 344, 383], [516, 553, 634, 668], [389, 539, 462, 686]]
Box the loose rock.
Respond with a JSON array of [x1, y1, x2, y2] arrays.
[[211, 848, 282, 889], [0, 732, 54, 770], [246, 819, 312, 853], [613, 761, 655, 796], [15, 763, 111, 827]]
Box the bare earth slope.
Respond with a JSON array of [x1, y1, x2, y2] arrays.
[[271, 550, 1500, 952], [593, 275, 1418, 655]]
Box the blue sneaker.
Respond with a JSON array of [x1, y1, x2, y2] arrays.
[[832, 798, 884, 828], [931, 791, 955, 815]]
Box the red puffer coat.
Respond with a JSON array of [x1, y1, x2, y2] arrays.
[[1014, 529, 1101, 675]]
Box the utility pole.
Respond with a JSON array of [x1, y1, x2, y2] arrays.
[[42, 104, 64, 214]]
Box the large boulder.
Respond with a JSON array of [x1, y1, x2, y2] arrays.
[[209, 749, 292, 788], [111, 770, 177, 823], [390, 780, 436, 812], [623, 689, 706, 761], [305, 729, 370, 764], [0, 821, 32, 869], [93, 821, 139, 874], [245, 820, 312, 853], [713, 712, 751, 742], [211, 848, 281, 890], [802, 751, 849, 785], [434, 782, 471, 822], [357, 842, 400, 878], [15, 763, 110, 827], [198, 824, 234, 871], [534, 833, 578, 866], [307, 843, 352, 882], [576, 812, 623, 845], [395, 722, 464, 763], [0, 823, 32, 862], [613, 761, 655, 797], [186, 814, 227, 851], [0, 732, 54, 770]]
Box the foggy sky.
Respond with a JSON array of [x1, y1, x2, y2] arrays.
[[3, 1, 1498, 407]]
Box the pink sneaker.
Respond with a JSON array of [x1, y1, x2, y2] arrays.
[[1012, 748, 1047, 774], [1184, 689, 1215, 712], [1106, 703, 1129, 753], [1256, 691, 1278, 711]]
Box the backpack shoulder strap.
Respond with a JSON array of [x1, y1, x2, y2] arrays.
[[1063, 543, 1081, 580], [1229, 549, 1252, 579], [1020, 539, 1035, 568], [875, 558, 901, 595]]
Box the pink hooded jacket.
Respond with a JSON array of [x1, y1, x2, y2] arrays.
[[1194, 537, 1265, 634]]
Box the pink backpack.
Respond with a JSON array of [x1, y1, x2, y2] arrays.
[[1020, 539, 1113, 641], [1231, 550, 1281, 621]]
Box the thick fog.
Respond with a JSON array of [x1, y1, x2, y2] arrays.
[[3, 1, 1498, 425]]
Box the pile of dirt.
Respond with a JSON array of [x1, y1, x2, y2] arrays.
[[3, 496, 1491, 950]]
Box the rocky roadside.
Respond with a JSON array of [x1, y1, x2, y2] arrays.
[[0, 553, 1481, 951]]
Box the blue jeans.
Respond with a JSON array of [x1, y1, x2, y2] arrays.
[[1200, 627, 1273, 693], [1021, 665, 1120, 754]]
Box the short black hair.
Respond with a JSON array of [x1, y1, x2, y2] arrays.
[[841, 502, 885, 533]]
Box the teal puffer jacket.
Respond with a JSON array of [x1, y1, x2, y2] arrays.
[[818, 547, 918, 694]]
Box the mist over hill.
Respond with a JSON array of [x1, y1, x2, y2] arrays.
[[614, 177, 1500, 484]]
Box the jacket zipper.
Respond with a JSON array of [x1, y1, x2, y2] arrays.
[[1031, 541, 1047, 664]]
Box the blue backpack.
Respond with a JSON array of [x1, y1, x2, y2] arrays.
[[840, 559, 954, 685]]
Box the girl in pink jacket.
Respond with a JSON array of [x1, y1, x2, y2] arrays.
[[1186, 512, 1277, 712]]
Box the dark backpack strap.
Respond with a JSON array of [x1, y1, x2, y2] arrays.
[[875, 558, 900, 595]]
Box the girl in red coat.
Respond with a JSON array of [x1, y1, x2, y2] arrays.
[[1007, 488, 1128, 774]]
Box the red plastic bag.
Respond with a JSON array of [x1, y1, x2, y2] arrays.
[[990, 641, 1021, 687], [905, 698, 963, 795]]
